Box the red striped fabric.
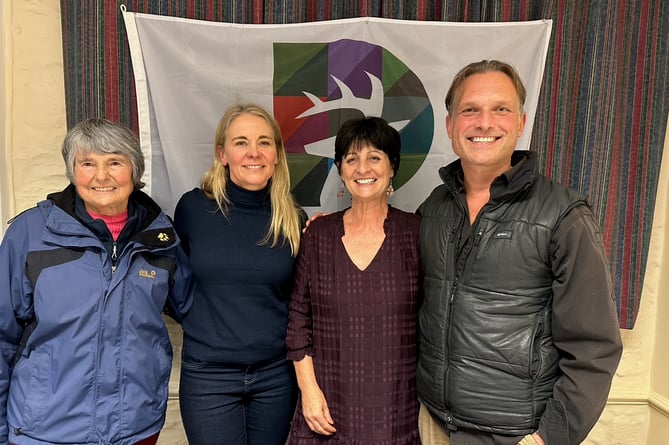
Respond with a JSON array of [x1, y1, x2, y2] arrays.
[[58, 0, 669, 328]]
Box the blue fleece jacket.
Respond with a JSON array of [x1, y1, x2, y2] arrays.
[[0, 185, 193, 445]]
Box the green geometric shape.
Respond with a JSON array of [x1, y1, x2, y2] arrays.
[[274, 43, 329, 96], [382, 48, 410, 91], [287, 153, 326, 185], [394, 154, 428, 189]]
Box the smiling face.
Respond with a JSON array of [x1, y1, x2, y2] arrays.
[[446, 71, 526, 176], [74, 151, 134, 216], [218, 113, 278, 191], [340, 144, 393, 205]]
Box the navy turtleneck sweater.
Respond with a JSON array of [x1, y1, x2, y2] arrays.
[[174, 182, 297, 365]]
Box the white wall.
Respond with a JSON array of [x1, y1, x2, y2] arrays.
[[647, 118, 669, 444], [1, 0, 67, 224], [1, 0, 10, 238]]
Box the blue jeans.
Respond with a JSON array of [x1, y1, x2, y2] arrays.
[[179, 356, 297, 445]]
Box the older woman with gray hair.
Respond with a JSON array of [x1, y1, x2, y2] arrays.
[[0, 118, 193, 445]]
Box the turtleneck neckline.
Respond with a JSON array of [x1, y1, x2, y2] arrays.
[[228, 180, 271, 208]]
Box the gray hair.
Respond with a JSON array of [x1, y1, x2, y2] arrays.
[[61, 118, 145, 189]]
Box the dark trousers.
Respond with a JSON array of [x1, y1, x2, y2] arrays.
[[179, 357, 297, 445]]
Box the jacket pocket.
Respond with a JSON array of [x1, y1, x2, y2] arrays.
[[119, 339, 172, 437], [528, 320, 544, 379], [9, 348, 50, 431]]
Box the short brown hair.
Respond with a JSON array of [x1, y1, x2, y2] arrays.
[[444, 60, 527, 113]]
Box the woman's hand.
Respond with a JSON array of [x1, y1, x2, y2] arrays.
[[293, 355, 336, 435], [300, 382, 336, 435]]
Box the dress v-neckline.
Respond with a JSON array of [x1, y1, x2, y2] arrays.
[[340, 234, 386, 272], [338, 210, 388, 272]]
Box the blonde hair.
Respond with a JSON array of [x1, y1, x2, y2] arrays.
[[201, 103, 302, 256]]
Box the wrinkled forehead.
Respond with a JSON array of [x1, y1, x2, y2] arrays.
[[74, 148, 127, 159], [453, 71, 523, 108]]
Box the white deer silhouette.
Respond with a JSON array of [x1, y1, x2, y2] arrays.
[[297, 71, 409, 157], [297, 71, 384, 119]]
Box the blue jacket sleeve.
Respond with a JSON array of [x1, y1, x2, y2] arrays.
[[0, 219, 33, 444]]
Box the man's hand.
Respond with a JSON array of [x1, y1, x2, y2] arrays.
[[517, 433, 545, 445], [532, 432, 545, 445], [302, 212, 329, 233]]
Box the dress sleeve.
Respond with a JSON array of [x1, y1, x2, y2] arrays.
[[538, 205, 623, 445], [286, 224, 315, 361]]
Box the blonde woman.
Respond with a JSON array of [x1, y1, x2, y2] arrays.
[[175, 103, 305, 445]]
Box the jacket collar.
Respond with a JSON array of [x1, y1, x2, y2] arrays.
[[438, 150, 537, 201], [43, 184, 176, 249], [46, 184, 164, 232]]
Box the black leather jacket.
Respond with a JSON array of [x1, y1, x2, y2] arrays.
[[417, 151, 621, 444]]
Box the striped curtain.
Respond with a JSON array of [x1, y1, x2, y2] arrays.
[[59, 1, 669, 328]]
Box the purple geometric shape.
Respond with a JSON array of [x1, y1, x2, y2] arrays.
[[285, 113, 329, 153], [328, 40, 382, 98]]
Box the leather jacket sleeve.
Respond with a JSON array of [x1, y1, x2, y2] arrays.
[[538, 206, 623, 444]]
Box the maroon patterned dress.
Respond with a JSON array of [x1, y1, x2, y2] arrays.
[[286, 207, 421, 445]]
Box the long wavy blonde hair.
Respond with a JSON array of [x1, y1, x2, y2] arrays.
[[201, 103, 302, 256]]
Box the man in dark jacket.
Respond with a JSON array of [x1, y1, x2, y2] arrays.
[[417, 60, 622, 445]]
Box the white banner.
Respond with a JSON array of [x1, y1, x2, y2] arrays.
[[122, 7, 552, 216]]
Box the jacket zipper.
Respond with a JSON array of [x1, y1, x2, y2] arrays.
[[473, 226, 485, 247], [111, 243, 118, 274]]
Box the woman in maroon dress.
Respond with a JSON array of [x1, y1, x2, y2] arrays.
[[286, 117, 420, 444]]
